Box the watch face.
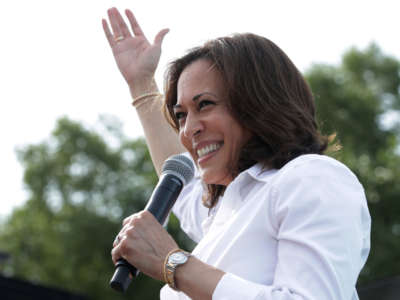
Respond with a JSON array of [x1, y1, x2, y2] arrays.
[[169, 252, 188, 264]]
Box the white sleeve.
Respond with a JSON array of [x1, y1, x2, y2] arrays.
[[213, 157, 371, 300], [171, 154, 209, 243]]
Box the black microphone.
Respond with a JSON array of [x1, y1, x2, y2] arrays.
[[110, 154, 195, 292]]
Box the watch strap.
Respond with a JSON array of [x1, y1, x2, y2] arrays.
[[163, 249, 191, 291]]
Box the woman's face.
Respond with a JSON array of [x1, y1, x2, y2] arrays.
[[174, 59, 252, 186]]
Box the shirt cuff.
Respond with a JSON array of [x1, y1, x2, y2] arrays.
[[213, 273, 263, 300]]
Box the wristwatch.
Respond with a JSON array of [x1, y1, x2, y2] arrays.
[[164, 250, 191, 291]]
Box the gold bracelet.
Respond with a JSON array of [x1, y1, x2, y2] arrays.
[[163, 248, 181, 284], [132, 92, 162, 108]]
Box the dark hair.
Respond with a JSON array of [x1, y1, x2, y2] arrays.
[[163, 33, 330, 208]]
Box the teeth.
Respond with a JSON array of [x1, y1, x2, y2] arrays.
[[197, 143, 221, 158]]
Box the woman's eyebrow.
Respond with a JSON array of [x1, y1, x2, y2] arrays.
[[192, 92, 217, 102]]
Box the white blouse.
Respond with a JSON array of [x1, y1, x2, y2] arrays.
[[160, 154, 371, 300]]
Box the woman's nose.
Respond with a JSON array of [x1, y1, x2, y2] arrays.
[[183, 113, 203, 139]]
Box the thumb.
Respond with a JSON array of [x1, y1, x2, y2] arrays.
[[154, 28, 170, 47]]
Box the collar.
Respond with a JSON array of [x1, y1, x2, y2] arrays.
[[241, 162, 278, 183], [209, 163, 277, 227]]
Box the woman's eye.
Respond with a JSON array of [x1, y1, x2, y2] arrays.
[[174, 111, 186, 120], [198, 100, 214, 109]]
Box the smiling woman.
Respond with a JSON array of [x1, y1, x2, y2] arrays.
[[163, 35, 330, 209], [103, 7, 371, 300], [172, 59, 252, 187]]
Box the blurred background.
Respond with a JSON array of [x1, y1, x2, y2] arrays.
[[1, 0, 399, 299]]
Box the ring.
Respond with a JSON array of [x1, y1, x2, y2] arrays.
[[114, 35, 124, 42], [114, 235, 121, 245]]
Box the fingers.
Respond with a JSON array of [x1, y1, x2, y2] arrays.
[[111, 224, 139, 265], [111, 211, 177, 277], [154, 28, 170, 47], [103, 7, 164, 50], [114, 8, 132, 38], [106, 7, 131, 40], [113, 214, 137, 249], [113, 232, 126, 248], [123, 212, 139, 227], [102, 19, 115, 48], [111, 227, 131, 264], [107, 8, 122, 39], [122, 211, 152, 229], [115, 213, 141, 251], [111, 236, 126, 265], [122, 216, 130, 226], [125, 9, 145, 37]]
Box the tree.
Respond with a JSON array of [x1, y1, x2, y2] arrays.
[[305, 44, 400, 283], [0, 116, 193, 300]]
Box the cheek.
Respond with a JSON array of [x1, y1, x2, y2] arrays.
[[179, 132, 192, 153], [232, 127, 251, 154]]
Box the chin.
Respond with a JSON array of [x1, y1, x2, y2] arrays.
[[201, 170, 232, 186]]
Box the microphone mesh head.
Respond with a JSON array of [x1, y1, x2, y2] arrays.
[[162, 154, 195, 185]]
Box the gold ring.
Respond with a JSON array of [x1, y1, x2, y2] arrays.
[[115, 36, 124, 42]]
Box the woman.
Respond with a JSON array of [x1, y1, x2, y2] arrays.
[[103, 7, 371, 300]]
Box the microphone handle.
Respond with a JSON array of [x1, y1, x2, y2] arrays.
[[110, 174, 183, 292]]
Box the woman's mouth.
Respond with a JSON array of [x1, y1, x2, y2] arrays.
[[197, 143, 222, 158]]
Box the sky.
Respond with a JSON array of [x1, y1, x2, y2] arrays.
[[1, 0, 399, 218]]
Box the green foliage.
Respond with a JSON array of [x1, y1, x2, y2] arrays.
[[0, 116, 192, 299], [306, 44, 400, 283]]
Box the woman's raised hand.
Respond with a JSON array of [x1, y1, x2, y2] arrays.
[[102, 8, 169, 93], [102, 7, 184, 175]]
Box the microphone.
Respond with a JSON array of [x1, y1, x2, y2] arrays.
[[110, 154, 195, 292]]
